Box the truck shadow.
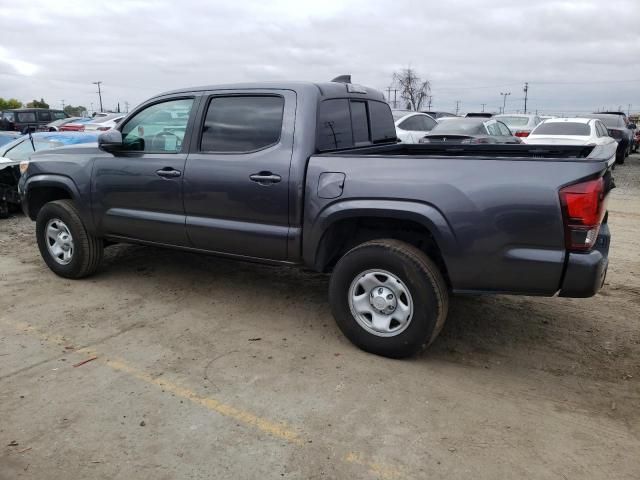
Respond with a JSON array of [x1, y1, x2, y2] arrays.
[[102, 244, 637, 382]]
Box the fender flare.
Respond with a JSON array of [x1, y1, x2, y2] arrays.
[[303, 199, 459, 270], [22, 174, 94, 231]]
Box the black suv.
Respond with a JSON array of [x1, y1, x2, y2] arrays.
[[0, 108, 68, 133]]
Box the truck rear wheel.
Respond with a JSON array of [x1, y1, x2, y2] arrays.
[[329, 239, 448, 358], [36, 200, 103, 278]]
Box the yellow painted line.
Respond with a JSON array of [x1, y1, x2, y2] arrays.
[[2, 317, 404, 478]]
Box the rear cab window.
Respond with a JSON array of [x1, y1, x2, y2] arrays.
[[317, 98, 396, 152]]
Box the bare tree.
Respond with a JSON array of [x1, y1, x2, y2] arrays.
[[393, 68, 431, 111]]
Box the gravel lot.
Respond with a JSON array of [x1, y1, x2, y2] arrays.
[[1, 155, 639, 479]]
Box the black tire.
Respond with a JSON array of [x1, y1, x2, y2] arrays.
[[36, 199, 103, 278], [616, 150, 625, 164], [329, 239, 449, 358]]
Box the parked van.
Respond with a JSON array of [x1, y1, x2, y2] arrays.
[[0, 108, 69, 133]]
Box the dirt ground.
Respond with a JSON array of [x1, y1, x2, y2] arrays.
[[1, 155, 639, 479]]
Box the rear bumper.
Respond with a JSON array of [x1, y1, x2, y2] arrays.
[[558, 222, 610, 298]]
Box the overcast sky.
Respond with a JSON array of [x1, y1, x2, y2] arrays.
[[1, 0, 639, 115]]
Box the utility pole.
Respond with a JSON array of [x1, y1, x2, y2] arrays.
[[386, 86, 392, 105], [60, 100, 65, 110], [481, 103, 486, 112], [628, 104, 632, 116], [455, 100, 461, 116], [393, 89, 397, 109], [500, 92, 511, 114], [523, 82, 529, 114], [93, 81, 103, 112], [427, 95, 433, 110], [124, 101, 129, 113]]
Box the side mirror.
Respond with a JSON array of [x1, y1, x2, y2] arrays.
[[98, 129, 123, 153], [628, 123, 636, 129]]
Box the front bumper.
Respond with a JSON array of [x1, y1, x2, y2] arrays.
[[558, 222, 610, 298]]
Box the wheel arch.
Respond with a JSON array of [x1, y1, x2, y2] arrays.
[[304, 199, 457, 284], [23, 175, 83, 222]]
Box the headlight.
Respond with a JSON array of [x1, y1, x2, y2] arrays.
[[19, 160, 29, 174]]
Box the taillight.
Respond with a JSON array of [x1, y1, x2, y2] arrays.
[[97, 126, 110, 131], [515, 131, 529, 137], [559, 177, 607, 251], [608, 129, 623, 139]]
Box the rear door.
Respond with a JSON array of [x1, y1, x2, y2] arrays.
[[183, 90, 295, 260]]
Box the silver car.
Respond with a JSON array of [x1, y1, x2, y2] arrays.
[[494, 114, 542, 138]]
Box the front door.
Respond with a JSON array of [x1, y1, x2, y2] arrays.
[[183, 90, 295, 260], [92, 97, 197, 245]]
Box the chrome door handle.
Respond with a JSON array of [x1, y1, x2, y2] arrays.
[[249, 172, 281, 185], [156, 168, 182, 178]]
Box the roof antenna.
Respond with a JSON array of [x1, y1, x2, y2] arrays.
[[331, 75, 351, 84], [28, 129, 35, 151]]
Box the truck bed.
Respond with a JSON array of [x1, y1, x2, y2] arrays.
[[303, 147, 611, 295]]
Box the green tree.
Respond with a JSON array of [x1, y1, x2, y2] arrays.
[[0, 98, 23, 110], [26, 98, 49, 108], [63, 105, 87, 117]]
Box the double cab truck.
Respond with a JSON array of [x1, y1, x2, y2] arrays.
[[18, 77, 612, 358]]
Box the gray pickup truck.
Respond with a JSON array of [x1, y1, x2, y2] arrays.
[[18, 78, 613, 358]]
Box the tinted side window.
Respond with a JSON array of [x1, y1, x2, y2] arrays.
[[201, 96, 284, 153], [350, 101, 369, 145], [369, 101, 397, 143], [121, 98, 194, 153], [38, 111, 51, 121], [52, 111, 67, 120], [318, 99, 352, 151], [17, 112, 36, 123]]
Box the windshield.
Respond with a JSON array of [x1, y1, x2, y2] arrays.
[[429, 119, 484, 134], [497, 116, 530, 126], [585, 115, 624, 128], [532, 122, 590, 136]]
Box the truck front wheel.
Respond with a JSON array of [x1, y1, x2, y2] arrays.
[[329, 239, 449, 358], [36, 199, 103, 278]]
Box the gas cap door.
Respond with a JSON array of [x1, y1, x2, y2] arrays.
[[317, 172, 346, 199]]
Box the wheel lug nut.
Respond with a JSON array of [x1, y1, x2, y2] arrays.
[[387, 294, 393, 300]]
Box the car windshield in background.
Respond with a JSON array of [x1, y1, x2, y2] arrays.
[[585, 114, 625, 128], [429, 119, 484, 134], [498, 116, 529, 126], [392, 111, 412, 121], [533, 122, 590, 136], [89, 113, 122, 123]]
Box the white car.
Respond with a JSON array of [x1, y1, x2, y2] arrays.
[[494, 114, 542, 138], [83, 113, 125, 132], [392, 110, 438, 143], [523, 117, 618, 166]]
